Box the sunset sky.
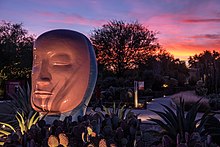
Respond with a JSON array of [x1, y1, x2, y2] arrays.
[[0, 0, 220, 61]]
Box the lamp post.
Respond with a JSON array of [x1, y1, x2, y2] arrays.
[[134, 81, 138, 108]]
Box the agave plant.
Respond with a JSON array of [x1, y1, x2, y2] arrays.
[[15, 111, 40, 134], [102, 102, 130, 120], [150, 98, 210, 145], [203, 115, 220, 145], [0, 83, 42, 145], [8, 83, 33, 116], [0, 122, 16, 145], [0, 110, 40, 144]]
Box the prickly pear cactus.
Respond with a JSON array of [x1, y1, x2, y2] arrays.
[[112, 115, 119, 129], [59, 133, 69, 147], [102, 125, 113, 137], [121, 138, 128, 146], [115, 127, 124, 140], [99, 139, 107, 147], [48, 135, 59, 147], [91, 120, 101, 135]]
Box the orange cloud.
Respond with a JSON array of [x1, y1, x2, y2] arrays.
[[165, 42, 220, 61]]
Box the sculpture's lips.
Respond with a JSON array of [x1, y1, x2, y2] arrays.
[[34, 91, 52, 95]]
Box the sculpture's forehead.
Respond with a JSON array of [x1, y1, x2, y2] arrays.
[[34, 31, 89, 56], [36, 30, 86, 42]]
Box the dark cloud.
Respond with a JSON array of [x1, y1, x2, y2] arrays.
[[182, 18, 220, 23], [191, 34, 220, 39]]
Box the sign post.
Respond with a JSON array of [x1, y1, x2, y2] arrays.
[[138, 81, 144, 90]]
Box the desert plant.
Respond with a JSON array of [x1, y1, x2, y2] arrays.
[[150, 98, 210, 146], [0, 83, 37, 127], [203, 115, 220, 145], [0, 111, 40, 145], [82, 126, 96, 143], [48, 133, 69, 147], [135, 130, 161, 147], [99, 138, 107, 147], [102, 102, 130, 120], [208, 93, 220, 110], [59, 133, 69, 147], [0, 122, 16, 145], [15, 111, 40, 134], [195, 80, 208, 96], [0, 83, 43, 145], [48, 135, 59, 147], [8, 83, 33, 115]]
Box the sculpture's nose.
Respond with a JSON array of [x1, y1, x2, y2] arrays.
[[39, 59, 52, 81]]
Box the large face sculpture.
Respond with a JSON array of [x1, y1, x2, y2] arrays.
[[31, 30, 97, 114]]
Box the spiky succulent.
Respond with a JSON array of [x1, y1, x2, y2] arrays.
[[150, 98, 210, 145]]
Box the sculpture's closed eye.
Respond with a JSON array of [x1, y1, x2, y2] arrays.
[[52, 62, 72, 66], [51, 62, 73, 71]]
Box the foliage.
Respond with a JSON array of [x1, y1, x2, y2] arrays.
[[48, 135, 59, 147], [90, 20, 160, 76], [92, 20, 188, 90], [195, 79, 208, 96], [189, 50, 220, 94], [0, 65, 31, 81], [0, 21, 34, 81], [0, 111, 40, 145], [96, 51, 189, 96], [150, 98, 210, 146], [2, 98, 220, 146], [203, 115, 220, 145], [101, 102, 130, 120], [157, 50, 189, 80], [0, 83, 41, 144], [15, 111, 40, 134], [208, 93, 220, 110], [0, 83, 34, 128], [135, 130, 161, 146], [8, 83, 33, 117], [48, 133, 69, 147], [1, 105, 141, 146]]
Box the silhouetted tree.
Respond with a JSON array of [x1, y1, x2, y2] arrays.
[[135, 49, 188, 91], [0, 21, 34, 80], [189, 50, 220, 93], [90, 20, 160, 77], [156, 50, 189, 87]]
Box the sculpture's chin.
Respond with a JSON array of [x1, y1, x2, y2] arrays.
[[31, 96, 83, 114]]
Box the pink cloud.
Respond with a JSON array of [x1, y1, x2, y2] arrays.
[[182, 18, 220, 23], [38, 11, 55, 17], [191, 34, 220, 39], [35, 11, 106, 27], [134, 10, 220, 60]]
